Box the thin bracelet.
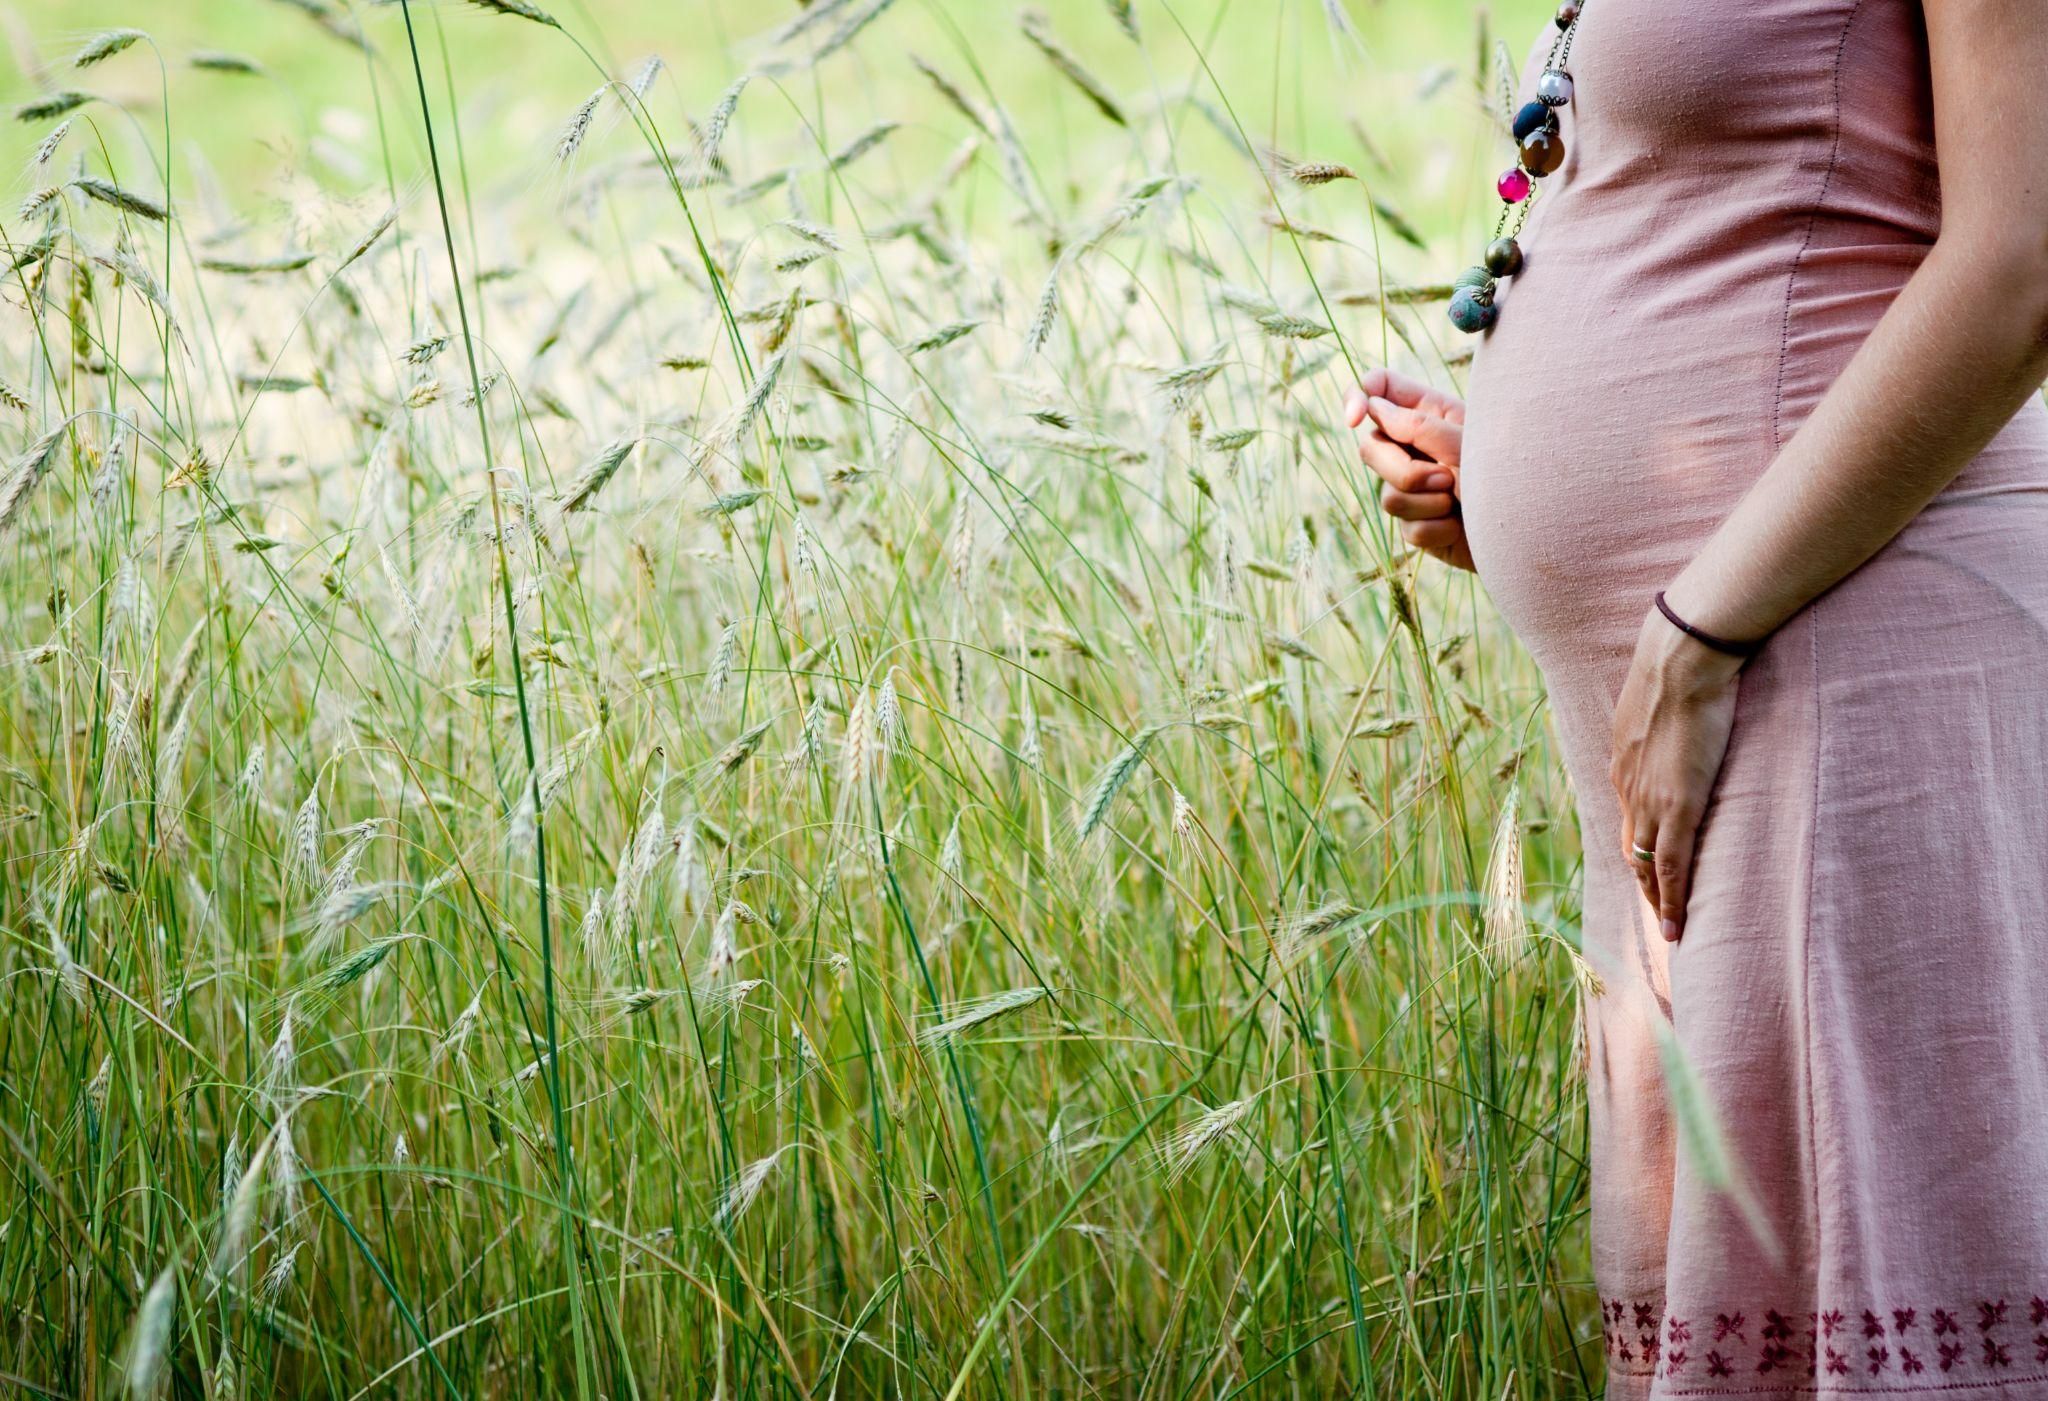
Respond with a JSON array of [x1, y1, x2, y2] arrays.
[[1654, 591, 1763, 658]]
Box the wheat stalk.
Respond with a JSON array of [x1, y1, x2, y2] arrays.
[[0, 426, 66, 538], [73, 28, 145, 67], [15, 92, 90, 122], [1020, 11, 1126, 126], [1159, 1098, 1256, 1184], [469, 0, 560, 26], [1077, 725, 1161, 840], [919, 986, 1052, 1048], [73, 176, 166, 221]]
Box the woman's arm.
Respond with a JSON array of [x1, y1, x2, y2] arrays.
[[1615, 0, 2048, 937], [1659, 2, 2048, 642]]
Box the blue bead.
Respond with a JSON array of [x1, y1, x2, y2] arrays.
[[1447, 289, 1498, 334], [1511, 101, 1554, 141]]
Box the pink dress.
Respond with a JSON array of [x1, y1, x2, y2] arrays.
[[1459, 1, 2048, 1396]]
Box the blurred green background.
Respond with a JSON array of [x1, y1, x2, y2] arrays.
[[1, 0, 1552, 256]]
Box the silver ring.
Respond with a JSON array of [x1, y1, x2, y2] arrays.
[[1630, 845, 1656, 864]]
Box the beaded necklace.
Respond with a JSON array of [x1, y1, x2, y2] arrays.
[[1448, 1, 1585, 334]]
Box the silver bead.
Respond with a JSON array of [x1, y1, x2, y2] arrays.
[[1536, 69, 1575, 106]]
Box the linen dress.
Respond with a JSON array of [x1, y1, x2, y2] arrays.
[[1457, 1, 2048, 1396]]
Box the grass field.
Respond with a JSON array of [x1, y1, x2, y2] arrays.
[[0, 0, 1612, 1396]]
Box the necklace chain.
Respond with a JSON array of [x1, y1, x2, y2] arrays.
[[1449, 1, 1586, 335]]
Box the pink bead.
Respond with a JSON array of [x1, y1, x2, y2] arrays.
[[1496, 168, 1532, 203]]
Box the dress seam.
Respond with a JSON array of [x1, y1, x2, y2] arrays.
[[1772, 0, 1859, 1369], [1771, 1, 1861, 456]]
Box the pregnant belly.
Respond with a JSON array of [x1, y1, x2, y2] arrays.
[[1457, 316, 1783, 670], [1459, 343, 2048, 678]]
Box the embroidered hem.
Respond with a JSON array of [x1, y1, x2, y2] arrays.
[[1601, 1297, 2048, 1390]]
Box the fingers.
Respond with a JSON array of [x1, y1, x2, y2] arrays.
[[1380, 482, 1457, 523], [1400, 517, 1464, 557], [1359, 426, 1456, 494], [1344, 369, 1467, 438], [1621, 806, 1698, 942], [1653, 814, 1699, 942], [1365, 395, 1463, 466], [1354, 367, 1463, 422], [1346, 369, 1473, 572], [1622, 813, 1659, 910]]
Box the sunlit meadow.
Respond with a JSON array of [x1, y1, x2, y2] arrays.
[[0, 0, 1611, 1395]]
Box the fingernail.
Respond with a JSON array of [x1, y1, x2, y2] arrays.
[[1661, 918, 1681, 943], [1423, 471, 1453, 490]]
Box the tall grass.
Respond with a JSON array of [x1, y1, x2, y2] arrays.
[[0, 0, 1599, 1395]]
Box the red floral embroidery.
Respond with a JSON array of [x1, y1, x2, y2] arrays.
[[1613, 1291, 2048, 1388]]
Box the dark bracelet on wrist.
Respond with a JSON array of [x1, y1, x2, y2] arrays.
[[1654, 591, 1763, 659]]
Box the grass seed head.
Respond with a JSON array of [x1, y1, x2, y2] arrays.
[[0, 425, 66, 537], [74, 28, 146, 67], [15, 91, 90, 123], [716, 1145, 795, 1229], [191, 51, 260, 74], [73, 176, 166, 221], [919, 986, 1052, 1048], [1269, 150, 1359, 187], [1160, 1098, 1255, 1184], [556, 87, 604, 163], [1077, 725, 1160, 840], [469, 0, 561, 26], [32, 121, 69, 165], [121, 1266, 176, 1396], [1483, 782, 1529, 965], [1020, 10, 1126, 127]]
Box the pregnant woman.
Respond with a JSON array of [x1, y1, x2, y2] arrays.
[[1345, 1, 2048, 1394]]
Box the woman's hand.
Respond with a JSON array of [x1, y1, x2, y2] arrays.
[[1609, 607, 1746, 942], [1343, 368, 1474, 572]]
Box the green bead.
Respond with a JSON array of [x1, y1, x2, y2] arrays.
[[1447, 288, 1497, 334], [1484, 238, 1523, 277], [1453, 265, 1494, 292]]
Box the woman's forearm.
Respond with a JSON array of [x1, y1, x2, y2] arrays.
[[1662, 236, 2048, 643]]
